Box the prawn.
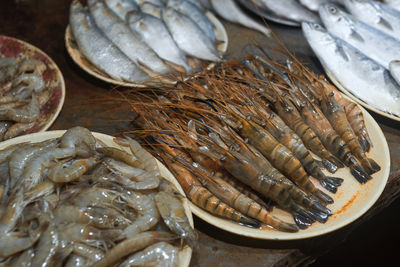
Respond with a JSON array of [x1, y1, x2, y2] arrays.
[[0, 93, 39, 123], [60, 126, 96, 158], [97, 146, 141, 168], [119, 242, 179, 267], [3, 122, 35, 140], [47, 155, 102, 183], [91, 231, 177, 267]]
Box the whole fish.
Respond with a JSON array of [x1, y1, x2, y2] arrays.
[[69, 0, 148, 82], [88, 0, 172, 75], [344, 0, 400, 41], [302, 22, 400, 117], [319, 4, 400, 69], [127, 10, 192, 72], [384, 0, 400, 11], [162, 7, 220, 61], [104, 0, 139, 21], [167, 0, 216, 42], [253, 0, 320, 23], [210, 0, 271, 37]]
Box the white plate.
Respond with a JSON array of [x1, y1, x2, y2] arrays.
[[326, 71, 400, 122], [188, 106, 390, 240], [65, 11, 228, 87], [0, 131, 193, 266], [0, 35, 65, 137]]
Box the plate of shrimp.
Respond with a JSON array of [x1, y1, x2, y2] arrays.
[[113, 56, 390, 240], [0, 127, 194, 266], [0, 35, 65, 141], [65, 0, 228, 87]]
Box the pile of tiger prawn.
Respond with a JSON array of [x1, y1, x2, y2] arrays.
[[0, 126, 196, 266], [116, 56, 382, 233]]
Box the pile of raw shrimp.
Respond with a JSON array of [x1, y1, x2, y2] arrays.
[[105, 55, 381, 233], [0, 126, 196, 266], [0, 57, 53, 141]]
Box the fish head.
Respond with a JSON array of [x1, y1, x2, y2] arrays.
[[319, 4, 353, 37], [126, 9, 142, 24], [302, 22, 331, 43], [141, 2, 162, 18]]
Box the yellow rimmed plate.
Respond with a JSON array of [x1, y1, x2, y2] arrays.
[[0, 130, 193, 266], [65, 11, 228, 87]]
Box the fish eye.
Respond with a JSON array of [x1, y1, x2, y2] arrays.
[[328, 6, 337, 14], [314, 24, 322, 30]]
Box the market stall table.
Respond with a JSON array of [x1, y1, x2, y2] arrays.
[[1, 0, 399, 266]]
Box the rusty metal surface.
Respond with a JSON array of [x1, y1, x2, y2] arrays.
[[1, 1, 399, 266]]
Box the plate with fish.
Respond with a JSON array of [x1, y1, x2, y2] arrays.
[[0, 128, 194, 266], [65, 0, 228, 87], [0, 35, 65, 141], [186, 103, 390, 240]]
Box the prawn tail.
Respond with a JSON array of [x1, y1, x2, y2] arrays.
[[350, 164, 370, 184], [314, 189, 334, 204], [319, 176, 344, 194], [293, 211, 314, 230], [272, 218, 299, 233], [358, 134, 372, 153], [308, 209, 329, 223], [239, 215, 262, 229], [309, 201, 333, 217], [363, 158, 381, 175]]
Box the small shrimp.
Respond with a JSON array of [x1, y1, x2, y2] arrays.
[[3, 122, 35, 140], [0, 58, 18, 84], [68, 187, 121, 207], [72, 243, 104, 263], [155, 191, 197, 247], [91, 231, 177, 267], [30, 224, 60, 267], [47, 155, 102, 183], [59, 223, 122, 244], [0, 225, 43, 258], [53, 204, 131, 229], [11, 248, 35, 267], [0, 143, 28, 164], [119, 242, 179, 267], [64, 255, 87, 267], [120, 192, 160, 238], [18, 58, 46, 74], [16, 147, 75, 191], [97, 147, 141, 168], [11, 71, 45, 94], [104, 158, 160, 190], [114, 136, 161, 177], [0, 121, 13, 141], [8, 139, 58, 188], [0, 93, 39, 123], [60, 126, 96, 158]]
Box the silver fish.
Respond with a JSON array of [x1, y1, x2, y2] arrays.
[[384, 0, 400, 11], [167, 0, 216, 42], [69, 0, 148, 82], [88, 0, 171, 75], [344, 0, 400, 41], [302, 22, 400, 117], [135, 0, 165, 6], [162, 7, 220, 61], [104, 0, 139, 21], [127, 10, 192, 72], [210, 0, 271, 36], [140, 2, 162, 18], [187, 0, 212, 10], [254, 0, 320, 23], [319, 4, 400, 69]]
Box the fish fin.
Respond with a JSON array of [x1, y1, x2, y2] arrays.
[[335, 43, 349, 61], [378, 17, 393, 31], [350, 29, 364, 43]]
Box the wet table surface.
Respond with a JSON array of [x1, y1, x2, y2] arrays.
[[1, 0, 399, 266]]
